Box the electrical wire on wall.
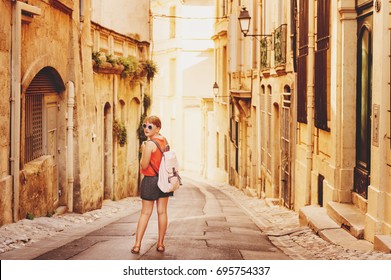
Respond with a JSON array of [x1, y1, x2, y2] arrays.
[[152, 14, 227, 20]]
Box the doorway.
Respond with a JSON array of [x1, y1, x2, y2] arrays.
[[103, 103, 113, 199], [281, 86, 292, 208], [354, 8, 372, 199]]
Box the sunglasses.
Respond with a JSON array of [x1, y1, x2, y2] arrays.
[[142, 124, 154, 130]]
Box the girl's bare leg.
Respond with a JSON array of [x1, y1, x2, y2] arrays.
[[156, 197, 169, 250], [132, 199, 154, 253]]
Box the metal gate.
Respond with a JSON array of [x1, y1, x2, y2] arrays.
[[281, 91, 292, 208]]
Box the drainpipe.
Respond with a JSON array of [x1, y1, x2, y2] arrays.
[[305, 0, 315, 205], [67, 81, 75, 212], [112, 75, 118, 200], [10, 1, 41, 222]]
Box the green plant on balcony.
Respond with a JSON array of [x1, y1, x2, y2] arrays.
[[91, 53, 159, 85], [106, 54, 119, 66], [118, 55, 140, 77], [142, 59, 158, 81], [92, 51, 104, 67]]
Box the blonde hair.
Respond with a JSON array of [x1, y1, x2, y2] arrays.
[[144, 115, 161, 128]]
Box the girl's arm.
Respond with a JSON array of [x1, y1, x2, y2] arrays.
[[140, 141, 154, 170]]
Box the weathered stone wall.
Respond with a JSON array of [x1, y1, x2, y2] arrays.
[[0, 0, 12, 226], [0, 177, 12, 225], [18, 0, 77, 218], [90, 72, 141, 202], [19, 156, 55, 219], [1, 0, 148, 224]]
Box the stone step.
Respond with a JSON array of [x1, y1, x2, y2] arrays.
[[299, 205, 340, 233], [299, 205, 373, 251], [326, 201, 365, 239], [374, 235, 391, 253]]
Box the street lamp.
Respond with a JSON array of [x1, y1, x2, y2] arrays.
[[213, 82, 230, 100], [213, 82, 219, 97], [238, 7, 271, 38], [238, 7, 251, 36]]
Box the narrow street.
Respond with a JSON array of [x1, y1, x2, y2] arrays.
[[1, 175, 390, 260], [33, 179, 290, 260]]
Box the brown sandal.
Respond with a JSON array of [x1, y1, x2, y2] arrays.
[[131, 246, 140, 254], [156, 244, 165, 252]]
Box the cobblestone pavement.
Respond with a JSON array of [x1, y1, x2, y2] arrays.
[[1, 177, 391, 260]]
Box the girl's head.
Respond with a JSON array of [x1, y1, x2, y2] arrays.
[[143, 115, 161, 129], [142, 115, 161, 138]]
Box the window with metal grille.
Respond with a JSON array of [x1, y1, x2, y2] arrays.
[[235, 121, 239, 172], [267, 86, 272, 173], [216, 132, 220, 168], [24, 67, 60, 164], [224, 135, 228, 171], [25, 94, 44, 162], [169, 6, 176, 39], [297, 0, 308, 123], [314, 0, 330, 131], [261, 85, 266, 166]]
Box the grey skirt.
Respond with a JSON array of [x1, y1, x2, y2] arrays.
[[140, 175, 174, 201]]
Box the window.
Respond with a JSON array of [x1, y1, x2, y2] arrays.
[[235, 121, 239, 172], [25, 94, 44, 163], [314, 0, 330, 130], [169, 58, 176, 96], [267, 86, 272, 173], [24, 68, 60, 164], [222, 0, 228, 17], [216, 132, 220, 168], [297, 0, 308, 123], [169, 6, 176, 39], [224, 135, 228, 171], [261, 85, 266, 166]]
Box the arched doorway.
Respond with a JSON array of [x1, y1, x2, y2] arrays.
[[103, 102, 113, 200], [23, 67, 65, 210], [281, 85, 292, 208]]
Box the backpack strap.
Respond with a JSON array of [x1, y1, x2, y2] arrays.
[[148, 138, 166, 176], [149, 139, 164, 154], [149, 162, 159, 175]]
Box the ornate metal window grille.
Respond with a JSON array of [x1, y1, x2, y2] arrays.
[[25, 94, 44, 163], [260, 36, 272, 70], [274, 24, 287, 67]]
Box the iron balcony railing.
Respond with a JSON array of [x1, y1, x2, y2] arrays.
[[260, 36, 272, 70], [274, 24, 287, 67]]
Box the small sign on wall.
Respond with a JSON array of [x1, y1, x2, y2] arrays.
[[372, 104, 380, 147]]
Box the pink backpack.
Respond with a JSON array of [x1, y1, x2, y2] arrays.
[[150, 139, 182, 193]]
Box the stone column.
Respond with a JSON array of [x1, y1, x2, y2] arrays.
[[333, 1, 357, 203]]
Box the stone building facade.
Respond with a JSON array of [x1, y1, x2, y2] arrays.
[[292, 0, 391, 244], [212, 0, 391, 245], [150, 0, 215, 173], [212, 0, 296, 203], [0, 0, 150, 226]]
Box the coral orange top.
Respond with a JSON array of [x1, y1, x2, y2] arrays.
[[141, 138, 167, 176]]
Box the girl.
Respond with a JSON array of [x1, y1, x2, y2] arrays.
[[131, 115, 173, 254]]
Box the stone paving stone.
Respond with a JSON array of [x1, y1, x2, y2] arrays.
[[230, 226, 263, 235], [240, 249, 292, 260]]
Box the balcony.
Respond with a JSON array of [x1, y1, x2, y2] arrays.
[[260, 36, 272, 76], [274, 24, 287, 75]]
